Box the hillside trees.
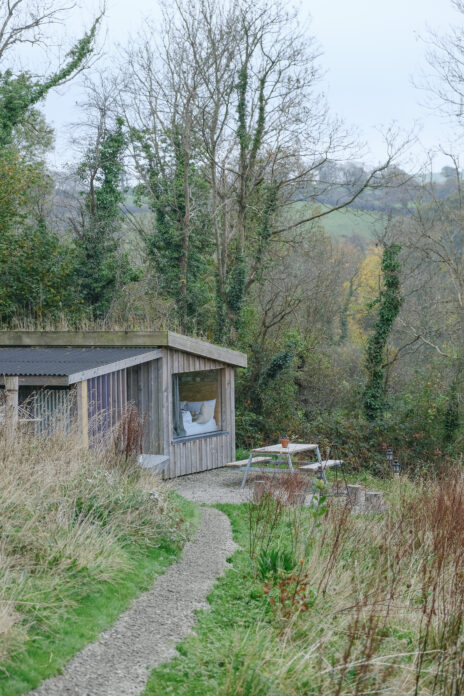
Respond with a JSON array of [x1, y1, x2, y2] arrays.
[[235, 224, 354, 443], [361, 3, 464, 448], [382, 164, 464, 446], [120, 0, 409, 344], [0, 1, 104, 325], [120, 27, 214, 333], [396, 173, 464, 357], [0, 149, 81, 323], [69, 81, 135, 319], [0, 1, 101, 148]]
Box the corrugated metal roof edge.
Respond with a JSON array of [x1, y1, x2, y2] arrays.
[[0, 331, 248, 367], [0, 348, 162, 382]]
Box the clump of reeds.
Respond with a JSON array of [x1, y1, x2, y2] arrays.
[[235, 471, 464, 695], [113, 404, 144, 463], [248, 473, 311, 559]]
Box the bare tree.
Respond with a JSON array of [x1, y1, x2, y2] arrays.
[[0, 0, 73, 62], [120, 0, 411, 341], [420, 1, 464, 121], [0, 0, 103, 72], [0, 1, 103, 149], [389, 157, 464, 360]]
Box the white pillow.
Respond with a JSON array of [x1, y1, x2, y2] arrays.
[[181, 409, 192, 426], [186, 399, 216, 415], [195, 402, 215, 424]]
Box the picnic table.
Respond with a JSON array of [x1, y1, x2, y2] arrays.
[[240, 442, 323, 489]]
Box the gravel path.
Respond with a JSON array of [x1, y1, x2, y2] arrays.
[[30, 507, 237, 696], [169, 467, 314, 506], [169, 467, 252, 504]]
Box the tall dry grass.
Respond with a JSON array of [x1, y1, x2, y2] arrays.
[[227, 472, 464, 695], [0, 422, 182, 669]]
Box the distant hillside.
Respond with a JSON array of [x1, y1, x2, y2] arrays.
[[288, 201, 385, 245]]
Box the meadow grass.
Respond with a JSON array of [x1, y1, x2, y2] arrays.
[[288, 201, 385, 242], [144, 472, 464, 696], [0, 428, 200, 696]]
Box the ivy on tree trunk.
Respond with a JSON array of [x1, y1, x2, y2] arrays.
[[363, 243, 402, 421], [0, 16, 101, 148]]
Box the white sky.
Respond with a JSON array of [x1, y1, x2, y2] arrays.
[[40, 0, 463, 171], [307, 0, 461, 169]]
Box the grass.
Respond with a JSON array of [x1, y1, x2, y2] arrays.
[[325, 465, 394, 492], [0, 428, 200, 696], [142, 503, 270, 696], [144, 471, 464, 696], [288, 201, 385, 242]]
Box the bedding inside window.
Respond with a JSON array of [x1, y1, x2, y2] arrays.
[[172, 370, 219, 438]]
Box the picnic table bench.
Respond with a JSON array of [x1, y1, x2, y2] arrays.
[[226, 456, 273, 468], [227, 445, 343, 489], [238, 443, 339, 489]]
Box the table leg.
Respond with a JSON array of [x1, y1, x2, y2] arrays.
[[288, 452, 294, 473], [241, 452, 253, 489], [315, 446, 327, 484]]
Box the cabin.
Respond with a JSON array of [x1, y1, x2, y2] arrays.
[[0, 331, 247, 478]]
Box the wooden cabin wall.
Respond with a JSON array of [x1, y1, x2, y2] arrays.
[[18, 386, 75, 435], [126, 358, 163, 455], [87, 368, 127, 442], [161, 348, 236, 478]]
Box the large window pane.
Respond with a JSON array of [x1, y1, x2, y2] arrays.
[[173, 370, 219, 438]]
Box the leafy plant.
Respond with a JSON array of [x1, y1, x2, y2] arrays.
[[256, 548, 296, 581], [73, 116, 135, 319], [363, 243, 402, 421]]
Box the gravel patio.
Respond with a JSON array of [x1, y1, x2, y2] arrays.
[[168, 466, 315, 505]]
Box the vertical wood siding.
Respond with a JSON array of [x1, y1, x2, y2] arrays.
[[161, 349, 236, 479], [8, 344, 239, 479], [13, 348, 238, 479], [87, 368, 127, 443], [126, 358, 163, 455], [19, 386, 75, 434]]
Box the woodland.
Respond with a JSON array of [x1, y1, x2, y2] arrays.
[[1, 0, 464, 473]]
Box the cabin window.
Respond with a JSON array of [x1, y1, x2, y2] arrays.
[[172, 369, 220, 439]]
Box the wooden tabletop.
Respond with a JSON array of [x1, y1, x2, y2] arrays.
[[250, 443, 318, 455]]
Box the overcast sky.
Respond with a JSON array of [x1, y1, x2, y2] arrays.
[[42, 0, 462, 171]]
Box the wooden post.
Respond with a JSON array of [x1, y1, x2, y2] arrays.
[[76, 380, 89, 448], [347, 484, 364, 507], [4, 376, 19, 435], [253, 479, 267, 502], [365, 491, 383, 512]]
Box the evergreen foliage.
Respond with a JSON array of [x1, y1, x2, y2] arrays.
[[0, 216, 82, 323], [74, 117, 133, 319], [443, 378, 461, 445], [363, 243, 402, 421], [132, 127, 214, 333], [215, 65, 276, 343], [0, 17, 101, 147], [0, 149, 81, 323], [0, 14, 103, 324]]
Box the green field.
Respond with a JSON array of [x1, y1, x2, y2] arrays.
[[287, 201, 385, 242]]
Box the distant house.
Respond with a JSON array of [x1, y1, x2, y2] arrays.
[[0, 331, 247, 478]]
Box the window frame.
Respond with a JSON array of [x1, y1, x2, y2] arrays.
[[171, 368, 224, 441]]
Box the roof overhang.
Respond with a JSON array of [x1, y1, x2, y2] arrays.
[[66, 349, 162, 384], [0, 331, 248, 368], [0, 349, 162, 386]]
